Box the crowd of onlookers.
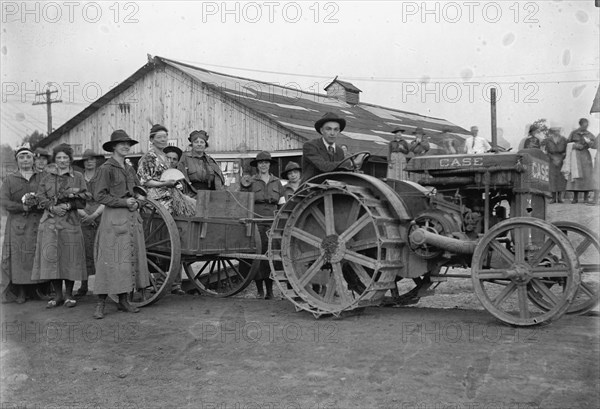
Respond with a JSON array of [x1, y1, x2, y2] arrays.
[[387, 118, 599, 205]]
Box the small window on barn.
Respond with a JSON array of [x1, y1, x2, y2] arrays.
[[118, 103, 130, 114], [167, 139, 178, 147]]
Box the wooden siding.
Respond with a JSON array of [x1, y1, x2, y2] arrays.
[[44, 65, 305, 158]]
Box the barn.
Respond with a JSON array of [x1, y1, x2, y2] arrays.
[[37, 55, 470, 186]]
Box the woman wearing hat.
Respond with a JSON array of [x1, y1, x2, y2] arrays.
[[33, 147, 52, 173], [0, 144, 46, 304], [281, 161, 302, 200], [241, 151, 285, 299], [72, 149, 106, 297], [543, 127, 567, 203], [407, 127, 430, 158], [91, 130, 150, 318], [522, 125, 542, 149], [137, 124, 195, 216], [31, 144, 91, 309], [178, 130, 225, 191]]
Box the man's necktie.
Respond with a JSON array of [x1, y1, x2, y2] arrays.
[[472, 137, 476, 149], [328, 145, 335, 158]]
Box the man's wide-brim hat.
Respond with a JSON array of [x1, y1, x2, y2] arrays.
[[250, 151, 277, 167], [391, 126, 405, 134], [314, 112, 346, 134], [281, 161, 301, 179], [102, 130, 139, 152], [164, 146, 183, 159], [413, 127, 426, 135], [74, 149, 105, 168]]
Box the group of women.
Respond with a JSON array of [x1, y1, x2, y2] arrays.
[[0, 123, 301, 316]]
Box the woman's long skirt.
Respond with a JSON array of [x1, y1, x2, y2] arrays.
[[93, 207, 150, 295]]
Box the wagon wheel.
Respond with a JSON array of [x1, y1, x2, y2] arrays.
[[271, 183, 403, 317], [182, 226, 261, 297], [528, 222, 599, 315], [472, 217, 580, 326], [111, 198, 181, 307]]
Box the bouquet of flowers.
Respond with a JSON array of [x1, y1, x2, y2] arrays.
[[21, 192, 38, 207]]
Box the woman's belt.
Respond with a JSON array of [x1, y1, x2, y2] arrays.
[[191, 181, 211, 190]]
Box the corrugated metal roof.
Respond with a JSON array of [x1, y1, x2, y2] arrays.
[[39, 56, 470, 156]]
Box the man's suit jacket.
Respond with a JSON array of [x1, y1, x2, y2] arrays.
[[301, 138, 345, 182]]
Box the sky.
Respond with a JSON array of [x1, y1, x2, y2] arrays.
[[1, 0, 599, 149]]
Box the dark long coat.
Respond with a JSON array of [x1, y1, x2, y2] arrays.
[[543, 136, 567, 192], [0, 171, 45, 288]]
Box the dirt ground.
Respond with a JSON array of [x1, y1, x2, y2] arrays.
[[1, 203, 599, 409]]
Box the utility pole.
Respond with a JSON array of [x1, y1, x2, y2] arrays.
[[32, 89, 62, 135]]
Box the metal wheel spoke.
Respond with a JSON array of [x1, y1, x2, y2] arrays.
[[530, 279, 560, 307], [309, 207, 326, 232], [492, 281, 517, 307], [578, 282, 596, 298], [332, 263, 351, 305], [514, 227, 527, 263], [146, 251, 172, 260], [225, 258, 245, 281], [531, 267, 570, 278], [517, 285, 530, 319], [489, 241, 515, 265], [347, 200, 362, 228], [474, 269, 508, 280], [291, 227, 322, 249], [323, 194, 335, 235], [343, 250, 377, 271], [298, 255, 325, 288], [575, 237, 593, 256], [346, 239, 378, 252], [348, 262, 374, 285], [291, 252, 320, 265], [339, 213, 371, 242], [528, 239, 557, 266], [581, 263, 600, 273]]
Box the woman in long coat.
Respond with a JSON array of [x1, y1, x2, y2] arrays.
[[543, 127, 568, 203], [566, 119, 595, 203], [240, 151, 285, 299], [178, 130, 225, 191], [0, 145, 45, 303], [73, 149, 105, 297], [92, 130, 150, 319], [31, 144, 91, 308]]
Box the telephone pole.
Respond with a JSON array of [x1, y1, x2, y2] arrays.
[[32, 89, 62, 135]]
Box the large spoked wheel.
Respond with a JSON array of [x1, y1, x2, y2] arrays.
[[183, 226, 261, 297], [272, 184, 402, 317], [111, 198, 181, 307], [528, 222, 599, 315], [472, 217, 580, 326]]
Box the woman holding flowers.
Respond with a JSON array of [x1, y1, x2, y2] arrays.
[[0, 144, 46, 304], [31, 144, 91, 308]]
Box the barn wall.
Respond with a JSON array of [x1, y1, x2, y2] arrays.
[[44, 64, 304, 158]]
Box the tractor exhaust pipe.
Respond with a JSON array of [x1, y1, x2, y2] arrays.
[[409, 227, 477, 255]]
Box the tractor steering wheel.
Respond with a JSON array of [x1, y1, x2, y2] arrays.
[[334, 151, 371, 172]]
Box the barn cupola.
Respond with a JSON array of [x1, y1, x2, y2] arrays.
[[324, 76, 362, 105]]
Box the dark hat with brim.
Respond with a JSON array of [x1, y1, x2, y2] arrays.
[[188, 130, 210, 147], [413, 127, 426, 135], [281, 161, 301, 179], [314, 112, 346, 134], [391, 126, 406, 134], [33, 147, 51, 159], [250, 151, 277, 167], [149, 124, 168, 138], [74, 149, 105, 168], [102, 130, 139, 152], [164, 146, 183, 159], [528, 124, 540, 135]]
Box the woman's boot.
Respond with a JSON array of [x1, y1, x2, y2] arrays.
[[264, 279, 274, 300], [75, 280, 88, 298], [118, 293, 140, 313], [550, 192, 557, 204], [572, 191, 579, 204], [93, 296, 106, 319], [557, 192, 564, 203]]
